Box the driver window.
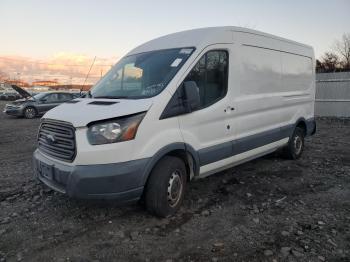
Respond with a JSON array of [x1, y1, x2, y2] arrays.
[[184, 50, 228, 108]]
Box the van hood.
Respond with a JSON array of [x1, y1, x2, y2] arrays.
[[43, 98, 153, 127]]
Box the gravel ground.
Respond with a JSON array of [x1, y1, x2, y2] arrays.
[[0, 100, 349, 262]]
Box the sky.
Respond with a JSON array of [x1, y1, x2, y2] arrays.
[[0, 0, 349, 84]]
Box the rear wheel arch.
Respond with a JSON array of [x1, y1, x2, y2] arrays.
[[295, 119, 307, 136]]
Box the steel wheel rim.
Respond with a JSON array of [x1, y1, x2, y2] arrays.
[[294, 135, 303, 155], [25, 108, 35, 118], [167, 170, 183, 207]]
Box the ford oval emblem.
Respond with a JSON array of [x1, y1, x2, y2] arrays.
[[45, 134, 56, 144]]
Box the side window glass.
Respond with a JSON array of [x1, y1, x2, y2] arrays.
[[58, 93, 72, 101], [184, 50, 228, 108], [45, 94, 59, 102], [43, 94, 52, 102]]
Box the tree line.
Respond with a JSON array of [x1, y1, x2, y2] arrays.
[[316, 33, 350, 73]]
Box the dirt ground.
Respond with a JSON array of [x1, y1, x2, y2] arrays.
[[0, 100, 349, 262]]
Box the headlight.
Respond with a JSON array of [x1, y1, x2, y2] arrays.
[[87, 112, 146, 145]]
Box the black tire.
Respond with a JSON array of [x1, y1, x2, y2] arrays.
[[283, 127, 305, 160], [145, 156, 187, 217], [24, 106, 37, 119]]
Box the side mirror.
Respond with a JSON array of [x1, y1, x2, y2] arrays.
[[183, 81, 200, 112], [39, 98, 47, 103]]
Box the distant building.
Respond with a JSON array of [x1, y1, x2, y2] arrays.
[[0, 82, 11, 89], [0, 82, 13, 92], [5, 79, 30, 87], [50, 84, 92, 91], [32, 80, 59, 87], [28, 86, 52, 92]]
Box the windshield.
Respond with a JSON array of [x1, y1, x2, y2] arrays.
[[91, 47, 195, 99], [33, 93, 47, 100]]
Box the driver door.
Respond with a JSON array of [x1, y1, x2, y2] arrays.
[[177, 46, 233, 175]]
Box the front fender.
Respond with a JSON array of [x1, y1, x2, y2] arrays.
[[140, 143, 199, 185]]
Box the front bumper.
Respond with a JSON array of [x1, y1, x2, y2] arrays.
[[3, 106, 23, 116], [33, 150, 149, 202]]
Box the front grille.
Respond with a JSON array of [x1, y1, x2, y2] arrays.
[[38, 119, 76, 162]]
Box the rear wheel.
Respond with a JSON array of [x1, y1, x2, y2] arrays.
[[283, 127, 305, 159], [24, 107, 37, 119], [145, 156, 187, 217]]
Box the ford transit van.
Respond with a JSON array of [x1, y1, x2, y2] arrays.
[[33, 27, 316, 217]]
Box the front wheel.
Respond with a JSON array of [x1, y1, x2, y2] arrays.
[[24, 107, 37, 119], [283, 127, 305, 159], [145, 156, 187, 217]]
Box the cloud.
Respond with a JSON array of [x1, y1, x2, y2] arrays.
[[0, 53, 119, 85]]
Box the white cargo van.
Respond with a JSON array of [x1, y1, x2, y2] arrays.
[[33, 27, 316, 217]]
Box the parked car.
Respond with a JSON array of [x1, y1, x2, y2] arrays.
[[0, 92, 17, 101], [0, 85, 18, 100], [3, 85, 77, 118], [71, 92, 83, 99], [33, 27, 316, 217]]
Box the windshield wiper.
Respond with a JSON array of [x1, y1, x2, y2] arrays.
[[93, 96, 129, 99]]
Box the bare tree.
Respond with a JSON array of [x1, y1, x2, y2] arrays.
[[316, 59, 325, 73], [333, 33, 350, 70], [321, 52, 340, 72]]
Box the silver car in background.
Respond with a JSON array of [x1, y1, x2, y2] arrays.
[[3, 85, 79, 119]]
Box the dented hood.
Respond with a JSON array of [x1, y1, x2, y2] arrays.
[[43, 98, 153, 127]]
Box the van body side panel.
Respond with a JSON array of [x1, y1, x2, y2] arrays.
[[279, 52, 315, 127], [195, 32, 315, 176], [235, 30, 313, 58], [234, 43, 284, 140], [233, 31, 314, 139]]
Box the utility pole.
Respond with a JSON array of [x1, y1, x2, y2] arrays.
[[81, 56, 96, 92]]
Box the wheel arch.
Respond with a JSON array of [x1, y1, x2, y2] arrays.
[[141, 143, 199, 186], [295, 117, 307, 135]]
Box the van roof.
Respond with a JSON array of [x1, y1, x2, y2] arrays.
[[127, 26, 312, 56]]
